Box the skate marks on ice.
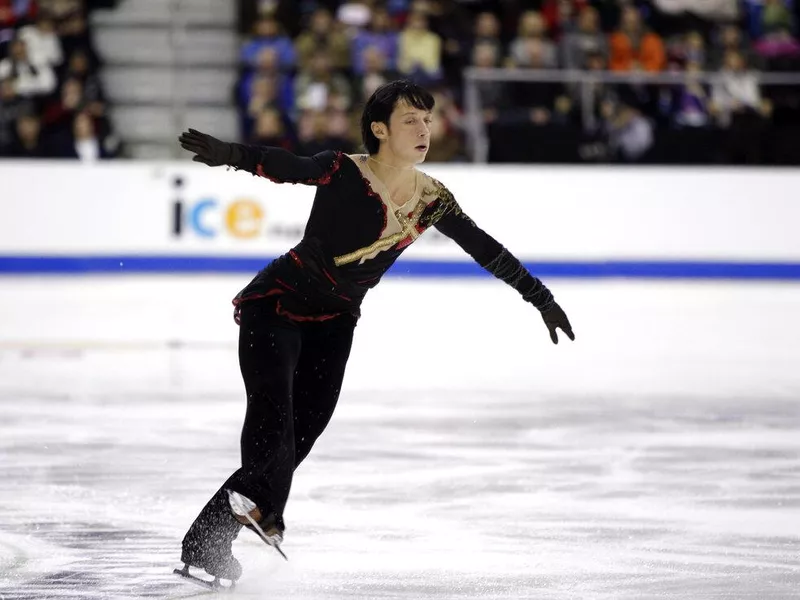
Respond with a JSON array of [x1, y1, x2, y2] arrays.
[[0, 523, 200, 599], [0, 372, 799, 598]]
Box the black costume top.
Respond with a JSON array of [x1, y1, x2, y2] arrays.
[[227, 145, 554, 323]]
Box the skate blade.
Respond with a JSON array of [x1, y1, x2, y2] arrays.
[[227, 490, 288, 561], [173, 565, 235, 592]]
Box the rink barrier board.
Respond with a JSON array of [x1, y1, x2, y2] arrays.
[[2, 256, 800, 279]]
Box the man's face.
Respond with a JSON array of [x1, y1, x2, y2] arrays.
[[379, 100, 432, 164], [255, 18, 278, 37], [578, 8, 598, 32], [622, 8, 640, 33], [17, 116, 40, 141], [310, 10, 331, 33]]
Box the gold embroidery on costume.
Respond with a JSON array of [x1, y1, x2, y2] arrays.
[[421, 178, 462, 227], [334, 200, 428, 266]]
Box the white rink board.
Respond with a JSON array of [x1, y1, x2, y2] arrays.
[[1, 161, 799, 261]]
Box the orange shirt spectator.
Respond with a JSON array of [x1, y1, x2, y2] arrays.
[[609, 6, 666, 72]]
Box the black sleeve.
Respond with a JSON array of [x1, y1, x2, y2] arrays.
[[431, 188, 555, 311], [228, 144, 343, 186]]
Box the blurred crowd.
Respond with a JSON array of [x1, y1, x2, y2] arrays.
[[237, 0, 800, 163], [0, 0, 118, 159], [2, 0, 798, 163]]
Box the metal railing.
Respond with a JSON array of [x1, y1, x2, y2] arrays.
[[463, 67, 800, 163]]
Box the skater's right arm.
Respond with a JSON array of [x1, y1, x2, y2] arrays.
[[178, 128, 342, 186]]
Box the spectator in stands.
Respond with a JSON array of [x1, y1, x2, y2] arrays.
[[602, 101, 654, 162], [61, 48, 103, 104], [0, 37, 57, 97], [508, 37, 568, 127], [8, 113, 47, 157], [351, 6, 398, 75], [415, 0, 472, 88], [0, 76, 34, 155], [470, 40, 506, 125], [397, 10, 442, 82], [48, 110, 114, 160], [609, 6, 666, 72], [749, 0, 796, 39], [561, 6, 607, 70], [353, 45, 399, 104], [541, 0, 587, 40], [673, 61, 712, 128], [18, 15, 63, 67], [470, 12, 503, 64], [295, 109, 354, 156], [241, 14, 296, 70], [710, 24, 762, 69], [764, 0, 795, 33], [294, 8, 350, 72], [294, 50, 352, 113], [238, 47, 294, 118], [753, 0, 800, 60], [509, 11, 557, 69], [710, 49, 770, 127], [57, 5, 98, 61], [250, 107, 293, 149], [569, 50, 618, 127], [246, 76, 284, 122], [678, 31, 707, 67], [42, 76, 84, 130]]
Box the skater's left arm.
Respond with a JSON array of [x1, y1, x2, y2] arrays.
[[430, 182, 575, 345]]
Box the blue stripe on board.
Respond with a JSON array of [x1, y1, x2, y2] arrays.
[[2, 256, 800, 280]]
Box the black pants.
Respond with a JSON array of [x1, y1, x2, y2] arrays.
[[215, 298, 356, 527]]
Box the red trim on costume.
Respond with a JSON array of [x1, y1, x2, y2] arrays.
[[255, 164, 282, 183], [232, 289, 284, 307], [356, 276, 380, 285], [275, 278, 296, 292], [231, 288, 285, 324], [289, 249, 304, 267], [355, 168, 388, 236], [276, 300, 340, 322], [321, 268, 338, 286]]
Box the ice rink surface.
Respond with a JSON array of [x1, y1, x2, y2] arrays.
[[0, 276, 799, 600]]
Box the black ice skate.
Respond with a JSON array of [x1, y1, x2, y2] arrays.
[[175, 488, 244, 589], [227, 489, 288, 561]]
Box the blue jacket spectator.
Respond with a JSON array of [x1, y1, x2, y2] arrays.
[[241, 15, 296, 70], [351, 8, 398, 75]]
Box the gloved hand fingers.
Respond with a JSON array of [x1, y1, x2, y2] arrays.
[[192, 155, 216, 166], [180, 141, 204, 155], [187, 129, 218, 148], [548, 324, 558, 345], [560, 316, 575, 341], [179, 133, 207, 151]]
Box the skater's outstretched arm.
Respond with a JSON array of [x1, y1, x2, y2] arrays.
[[429, 180, 575, 345], [178, 128, 342, 185]]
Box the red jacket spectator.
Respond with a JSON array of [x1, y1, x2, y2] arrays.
[[609, 6, 666, 72]]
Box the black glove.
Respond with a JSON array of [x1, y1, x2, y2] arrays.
[[178, 128, 233, 166], [541, 302, 575, 345]]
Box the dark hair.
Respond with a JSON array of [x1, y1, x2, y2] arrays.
[[360, 80, 435, 155]]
